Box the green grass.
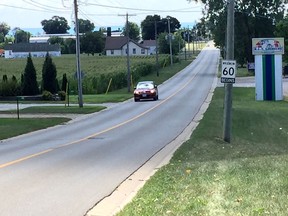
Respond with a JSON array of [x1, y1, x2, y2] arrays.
[[0, 118, 70, 140], [117, 87, 288, 216], [0, 54, 169, 81], [0, 105, 106, 114]]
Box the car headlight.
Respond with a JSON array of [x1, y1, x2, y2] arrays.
[[150, 89, 155, 93]]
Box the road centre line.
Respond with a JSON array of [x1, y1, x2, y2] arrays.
[[0, 67, 199, 169], [0, 149, 53, 169]]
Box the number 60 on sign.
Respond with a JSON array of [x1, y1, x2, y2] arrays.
[[221, 60, 236, 83]]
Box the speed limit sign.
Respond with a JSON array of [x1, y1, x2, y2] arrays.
[[221, 60, 236, 83]]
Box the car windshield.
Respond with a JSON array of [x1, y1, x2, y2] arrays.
[[136, 83, 154, 89]]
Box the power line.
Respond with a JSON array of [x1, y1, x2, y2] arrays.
[[82, 2, 201, 13], [0, 2, 70, 13]]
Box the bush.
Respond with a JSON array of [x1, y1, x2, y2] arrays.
[[42, 90, 53, 101], [0, 75, 21, 96]]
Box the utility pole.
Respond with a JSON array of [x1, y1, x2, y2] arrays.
[[168, 17, 173, 66], [74, 0, 83, 107], [119, 13, 136, 92], [187, 26, 190, 56], [155, 20, 159, 76], [223, 0, 235, 142]]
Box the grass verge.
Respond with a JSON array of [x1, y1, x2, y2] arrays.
[[0, 118, 70, 140], [117, 87, 288, 216], [0, 105, 106, 114]]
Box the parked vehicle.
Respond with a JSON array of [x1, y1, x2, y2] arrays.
[[133, 81, 159, 102]]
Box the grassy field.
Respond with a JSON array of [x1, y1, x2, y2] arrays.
[[117, 87, 288, 216], [0, 54, 171, 82]]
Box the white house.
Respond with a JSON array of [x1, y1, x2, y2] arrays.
[[105, 36, 149, 56], [141, 40, 157, 55], [4, 43, 61, 59]]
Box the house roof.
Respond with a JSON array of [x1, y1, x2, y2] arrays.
[[105, 36, 148, 50], [142, 40, 156, 47], [4, 43, 61, 52]]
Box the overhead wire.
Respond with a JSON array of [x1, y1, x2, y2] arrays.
[[1, 0, 202, 28]]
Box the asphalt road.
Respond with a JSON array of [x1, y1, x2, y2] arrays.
[[0, 46, 220, 216]]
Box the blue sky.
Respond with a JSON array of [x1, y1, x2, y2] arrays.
[[0, 0, 203, 35]]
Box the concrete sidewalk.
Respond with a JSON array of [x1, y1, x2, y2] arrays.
[[217, 76, 288, 97]]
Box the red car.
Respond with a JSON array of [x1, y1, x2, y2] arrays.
[[134, 81, 159, 102]]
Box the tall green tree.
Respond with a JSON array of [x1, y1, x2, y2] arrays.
[[41, 16, 70, 34], [78, 19, 95, 33], [42, 53, 58, 94], [62, 38, 76, 54], [0, 22, 10, 38], [274, 15, 288, 62], [122, 22, 141, 41], [141, 15, 162, 40], [191, 0, 287, 64], [22, 54, 39, 96], [159, 16, 181, 34], [80, 31, 105, 54], [158, 32, 184, 55], [141, 15, 181, 40], [61, 73, 68, 92], [15, 29, 31, 43], [48, 36, 64, 45]]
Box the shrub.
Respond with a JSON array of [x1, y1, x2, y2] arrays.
[[42, 90, 53, 101]]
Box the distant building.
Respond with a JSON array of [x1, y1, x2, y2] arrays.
[[29, 34, 77, 43], [141, 40, 157, 55], [105, 36, 149, 56], [4, 43, 61, 59]]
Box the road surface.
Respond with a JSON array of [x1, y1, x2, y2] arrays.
[[0, 46, 220, 216]]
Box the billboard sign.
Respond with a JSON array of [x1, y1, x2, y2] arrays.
[[252, 38, 284, 55]]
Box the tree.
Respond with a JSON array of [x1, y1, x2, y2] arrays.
[[22, 54, 39, 96], [159, 16, 181, 34], [275, 15, 288, 62], [141, 15, 181, 40], [62, 38, 76, 54], [0, 22, 10, 38], [15, 29, 31, 43], [80, 31, 105, 55], [190, 0, 287, 64], [41, 16, 70, 34], [48, 36, 64, 45], [42, 53, 58, 94], [158, 32, 184, 55], [78, 19, 95, 33], [122, 22, 141, 41], [61, 73, 68, 92], [141, 15, 161, 40]]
